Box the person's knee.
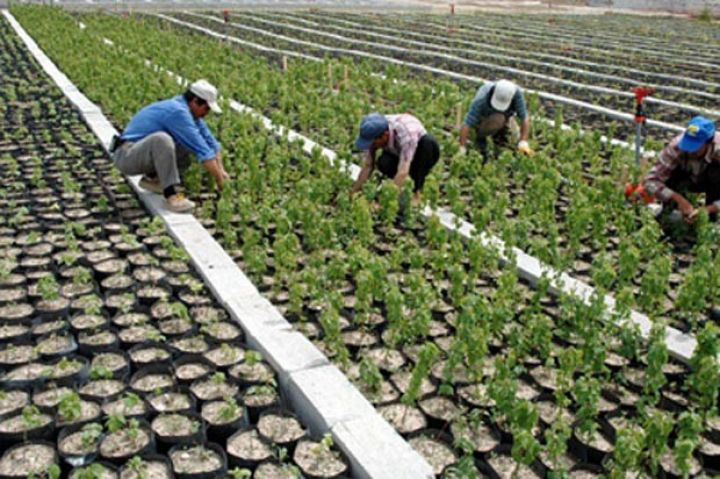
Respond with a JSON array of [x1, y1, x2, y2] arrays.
[[377, 152, 398, 177], [148, 132, 176, 152]]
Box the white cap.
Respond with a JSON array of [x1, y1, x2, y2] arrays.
[[490, 80, 517, 112], [189, 79, 222, 113]]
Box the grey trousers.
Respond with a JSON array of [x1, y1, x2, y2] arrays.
[[113, 132, 192, 189]]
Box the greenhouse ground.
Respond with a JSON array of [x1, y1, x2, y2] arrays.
[[1, 4, 719, 479]]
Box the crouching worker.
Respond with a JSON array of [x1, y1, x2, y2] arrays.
[[458, 79, 532, 159], [110, 79, 230, 213], [351, 113, 440, 203], [643, 116, 720, 224]]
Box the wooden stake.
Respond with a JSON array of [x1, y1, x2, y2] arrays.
[[619, 165, 629, 187], [455, 103, 462, 131], [282, 56, 288, 72], [328, 64, 333, 90]]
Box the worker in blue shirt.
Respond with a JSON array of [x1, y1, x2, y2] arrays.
[[458, 79, 534, 160], [111, 79, 229, 213]]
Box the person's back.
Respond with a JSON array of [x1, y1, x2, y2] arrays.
[[122, 97, 180, 141]]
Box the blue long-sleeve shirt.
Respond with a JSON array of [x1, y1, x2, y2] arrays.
[[121, 95, 221, 162], [464, 82, 528, 128]]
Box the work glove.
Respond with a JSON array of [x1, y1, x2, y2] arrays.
[[517, 140, 534, 156], [456, 145, 467, 157]]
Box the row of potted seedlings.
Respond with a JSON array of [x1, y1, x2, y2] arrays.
[[10, 8, 720, 477], [0, 18, 349, 479], [85, 8, 719, 334], [168, 10, 695, 135], [322, 10, 720, 85], [40, 5, 720, 336], [182, 113, 719, 477]]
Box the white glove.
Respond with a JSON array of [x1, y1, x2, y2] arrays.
[[517, 140, 534, 156], [457, 146, 467, 156]]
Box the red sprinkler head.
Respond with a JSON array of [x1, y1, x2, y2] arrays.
[[632, 87, 655, 124], [633, 86, 656, 105]]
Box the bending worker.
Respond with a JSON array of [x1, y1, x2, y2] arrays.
[[459, 79, 533, 158], [643, 116, 720, 223], [110, 79, 229, 213], [351, 112, 440, 202]]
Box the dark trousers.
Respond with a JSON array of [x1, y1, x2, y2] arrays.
[[476, 126, 511, 160], [666, 162, 720, 207], [376, 135, 440, 192]]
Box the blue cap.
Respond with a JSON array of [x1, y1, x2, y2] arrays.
[[355, 113, 388, 150], [679, 116, 716, 153]]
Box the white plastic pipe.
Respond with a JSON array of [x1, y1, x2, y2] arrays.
[[173, 12, 685, 133], [268, 10, 720, 101], [209, 12, 720, 118], [290, 10, 720, 91]]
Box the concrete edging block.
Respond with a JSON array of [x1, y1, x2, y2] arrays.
[[222, 295, 292, 334], [664, 326, 697, 359], [244, 328, 329, 389], [286, 365, 378, 435], [331, 416, 435, 479], [168, 221, 239, 269]]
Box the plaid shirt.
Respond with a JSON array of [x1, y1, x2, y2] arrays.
[[365, 114, 426, 170], [644, 132, 720, 205]]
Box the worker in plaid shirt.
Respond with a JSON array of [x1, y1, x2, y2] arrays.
[[643, 116, 720, 223], [351, 113, 440, 203]]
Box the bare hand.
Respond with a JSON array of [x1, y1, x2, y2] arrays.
[[686, 208, 700, 224], [214, 170, 229, 192], [676, 197, 695, 219]]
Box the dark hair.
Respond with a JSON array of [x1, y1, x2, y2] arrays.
[[183, 90, 207, 106]]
